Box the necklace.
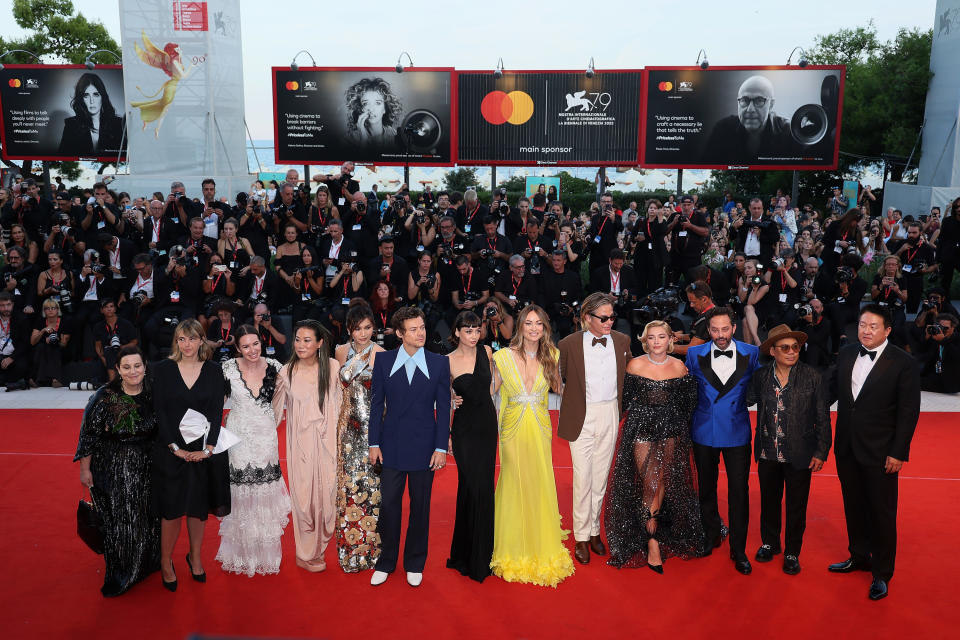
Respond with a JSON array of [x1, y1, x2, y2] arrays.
[[525, 349, 537, 359], [646, 354, 670, 365]]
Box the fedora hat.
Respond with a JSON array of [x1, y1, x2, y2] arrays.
[[760, 324, 807, 356]]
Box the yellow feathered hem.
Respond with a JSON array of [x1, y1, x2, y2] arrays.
[[490, 545, 575, 588]]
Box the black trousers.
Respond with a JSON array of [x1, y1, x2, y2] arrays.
[[693, 442, 751, 560], [757, 459, 812, 556], [904, 274, 924, 314], [941, 258, 958, 295], [375, 467, 435, 574], [0, 355, 30, 385], [836, 452, 899, 582]]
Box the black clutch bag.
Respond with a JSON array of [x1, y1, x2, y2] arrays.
[[77, 491, 104, 555]]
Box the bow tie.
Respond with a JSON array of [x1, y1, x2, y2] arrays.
[[714, 349, 733, 358], [859, 346, 877, 361], [592, 337, 607, 348]]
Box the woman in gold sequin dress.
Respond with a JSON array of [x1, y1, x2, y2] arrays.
[[333, 302, 385, 572], [490, 305, 574, 587]]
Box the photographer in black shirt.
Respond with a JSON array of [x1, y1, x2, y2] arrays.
[[471, 215, 512, 289], [494, 255, 538, 313], [797, 298, 832, 369], [822, 253, 868, 353], [915, 314, 960, 393], [871, 255, 909, 347], [456, 189, 489, 236], [763, 248, 801, 329], [893, 222, 937, 313], [540, 249, 583, 338]]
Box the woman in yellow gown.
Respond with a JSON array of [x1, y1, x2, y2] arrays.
[[490, 305, 575, 587]]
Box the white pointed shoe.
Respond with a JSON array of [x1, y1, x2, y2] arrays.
[[406, 572, 423, 587], [371, 570, 389, 586]]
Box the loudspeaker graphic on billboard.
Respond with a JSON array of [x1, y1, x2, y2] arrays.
[[129, 32, 192, 138]]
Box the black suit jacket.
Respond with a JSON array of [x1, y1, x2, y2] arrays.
[[142, 216, 182, 252], [58, 115, 125, 156], [831, 342, 920, 466], [732, 216, 780, 264], [589, 264, 638, 296]]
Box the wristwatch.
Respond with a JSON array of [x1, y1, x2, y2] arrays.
[[168, 443, 180, 453], [202, 448, 212, 457]]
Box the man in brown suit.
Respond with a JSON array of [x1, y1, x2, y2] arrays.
[[558, 292, 631, 564]]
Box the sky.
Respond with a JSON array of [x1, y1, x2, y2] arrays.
[[0, 0, 940, 190]]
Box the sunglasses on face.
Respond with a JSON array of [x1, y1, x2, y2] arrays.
[[774, 343, 801, 353], [589, 313, 617, 323]]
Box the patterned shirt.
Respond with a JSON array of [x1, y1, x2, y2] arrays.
[[759, 374, 788, 462]]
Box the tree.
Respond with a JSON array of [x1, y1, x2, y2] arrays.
[[443, 167, 483, 194], [708, 23, 932, 204], [0, 0, 121, 187]]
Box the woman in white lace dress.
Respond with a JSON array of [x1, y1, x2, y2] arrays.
[[216, 325, 290, 576]]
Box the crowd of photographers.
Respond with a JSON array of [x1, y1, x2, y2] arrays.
[[0, 167, 958, 394]]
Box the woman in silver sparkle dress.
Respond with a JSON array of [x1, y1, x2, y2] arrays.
[[216, 325, 290, 576], [333, 302, 385, 572]]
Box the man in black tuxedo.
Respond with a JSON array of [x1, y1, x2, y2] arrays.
[[829, 304, 921, 601]]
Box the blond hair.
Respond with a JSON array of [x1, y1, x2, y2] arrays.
[[168, 318, 213, 361], [639, 320, 675, 354]]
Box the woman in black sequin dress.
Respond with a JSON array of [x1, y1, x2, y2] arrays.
[[605, 321, 706, 572], [75, 347, 160, 596]]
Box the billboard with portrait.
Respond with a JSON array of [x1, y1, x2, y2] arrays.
[[0, 65, 127, 161], [457, 71, 643, 166], [272, 68, 455, 165], [641, 66, 845, 170], [525, 176, 562, 200]]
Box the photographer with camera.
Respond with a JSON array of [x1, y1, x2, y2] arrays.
[[29, 298, 72, 388], [199, 178, 229, 240], [328, 248, 366, 309], [909, 287, 960, 350], [914, 314, 960, 393], [290, 245, 326, 325], [78, 182, 125, 249], [164, 180, 200, 228], [893, 222, 938, 313], [35, 248, 76, 318], [821, 209, 862, 274], [237, 256, 280, 316], [98, 233, 137, 297], [432, 216, 471, 303], [456, 189, 490, 237], [368, 279, 401, 350], [871, 256, 909, 347], [177, 217, 217, 274], [75, 249, 118, 339], [542, 200, 566, 245], [826, 186, 849, 218], [217, 217, 253, 272], [539, 250, 583, 339], [479, 298, 513, 352], [144, 245, 203, 357], [44, 193, 82, 268], [763, 249, 802, 330], [117, 254, 155, 332], [556, 221, 585, 271], [3, 246, 38, 316], [471, 215, 513, 286], [589, 249, 637, 335], [342, 191, 380, 261], [317, 218, 359, 286], [401, 203, 437, 262], [0, 290, 31, 391], [4, 179, 53, 241], [732, 197, 780, 265], [141, 199, 180, 255], [237, 191, 274, 261], [270, 183, 310, 238], [588, 192, 624, 271], [513, 216, 553, 277], [92, 299, 137, 382], [317, 162, 360, 207], [736, 259, 770, 347], [198, 253, 237, 329], [665, 194, 709, 285], [307, 185, 339, 242], [365, 235, 409, 301], [629, 200, 668, 296], [205, 300, 239, 363], [494, 255, 538, 314], [673, 281, 715, 357], [823, 253, 868, 354], [796, 298, 832, 369], [450, 254, 490, 320], [251, 302, 287, 361]]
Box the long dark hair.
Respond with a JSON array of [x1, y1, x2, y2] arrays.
[[287, 320, 332, 413], [70, 73, 118, 130], [346, 299, 376, 334]]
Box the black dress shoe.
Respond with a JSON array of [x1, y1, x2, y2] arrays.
[[869, 578, 888, 600], [186, 553, 206, 583], [755, 544, 780, 563], [828, 557, 872, 573], [733, 558, 752, 575], [782, 555, 801, 575]]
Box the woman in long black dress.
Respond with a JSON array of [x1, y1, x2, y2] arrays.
[[75, 346, 160, 596], [152, 319, 230, 591], [445, 311, 498, 582], [605, 320, 706, 573]]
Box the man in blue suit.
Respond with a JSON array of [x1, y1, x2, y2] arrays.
[[368, 306, 451, 587], [685, 307, 761, 575]]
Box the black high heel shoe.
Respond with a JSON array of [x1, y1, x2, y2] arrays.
[[186, 553, 206, 583], [162, 563, 177, 592], [647, 512, 664, 574]]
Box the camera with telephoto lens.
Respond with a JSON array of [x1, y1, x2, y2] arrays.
[[109, 334, 121, 349], [260, 313, 271, 323], [421, 273, 437, 290], [835, 266, 855, 285], [162, 315, 180, 327], [131, 290, 149, 309], [544, 213, 558, 226], [497, 201, 510, 216], [771, 257, 785, 269], [629, 286, 682, 330], [927, 323, 944, 336], [59, 288, 73, 314], [558, 299, 580, 316], [296, 265, 320, 275]]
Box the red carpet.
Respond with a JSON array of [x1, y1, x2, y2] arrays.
[[2, 409, 957, 639]]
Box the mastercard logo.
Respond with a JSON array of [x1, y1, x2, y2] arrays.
[[285, 81, 299, 91], [657, 81, 673, 92], [8, 78, 22, 88], [481, 90, 534, 125]]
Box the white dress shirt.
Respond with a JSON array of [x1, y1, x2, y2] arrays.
[[851, 339, 888, 400], [583, 331, 617, 403], [744, 226, 762, 257], [710, 339, 739, 385]]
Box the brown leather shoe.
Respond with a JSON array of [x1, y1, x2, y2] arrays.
[[574, 541, 591, 564], [590, 535, 606, 556]]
